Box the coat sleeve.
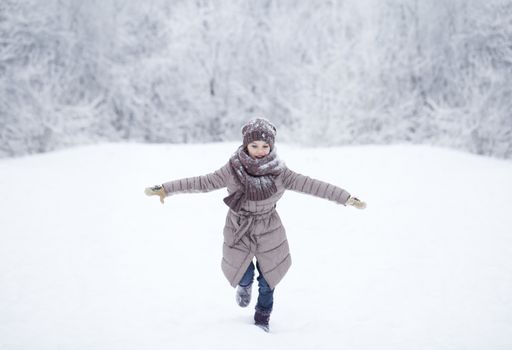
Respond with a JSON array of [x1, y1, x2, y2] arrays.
[[281, 167, 351, 205], [162, 162, 231, 195]]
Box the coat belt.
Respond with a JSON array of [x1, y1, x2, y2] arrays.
[[229, 206, 276, 247]]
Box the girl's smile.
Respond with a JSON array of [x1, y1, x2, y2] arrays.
[[247, 140, 270, 159]]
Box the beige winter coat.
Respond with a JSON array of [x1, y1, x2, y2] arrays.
[[162, 162, 351, 289]]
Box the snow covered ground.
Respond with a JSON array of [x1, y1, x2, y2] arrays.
[[1, 142, 511, 350]]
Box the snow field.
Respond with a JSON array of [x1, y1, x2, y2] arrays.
[[1, 143, 511, 350]]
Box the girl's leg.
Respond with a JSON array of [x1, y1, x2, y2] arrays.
[[236, 261, 255, 307], [238, 261, 255, 287], [255, 261, 274, 313]]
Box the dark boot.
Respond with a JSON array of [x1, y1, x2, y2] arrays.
[[254, 309, 271, 332], [235, 284, 252, 307]]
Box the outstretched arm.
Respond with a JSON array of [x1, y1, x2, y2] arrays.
[[282, 168, 366, 208], [145, 162, 231, 204]]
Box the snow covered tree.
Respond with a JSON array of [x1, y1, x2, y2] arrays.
[[1, 0, 511, 158]]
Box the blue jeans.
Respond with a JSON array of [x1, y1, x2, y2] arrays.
[[238, 260, 274, 313]]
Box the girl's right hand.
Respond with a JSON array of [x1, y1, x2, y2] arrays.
[[144, 185, 167, 204]]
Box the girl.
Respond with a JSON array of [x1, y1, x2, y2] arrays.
[[145, 118, 366, 332]]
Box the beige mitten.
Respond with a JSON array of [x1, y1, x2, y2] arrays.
[[346, 196, 367, 209], [144, 185, 167, 204]]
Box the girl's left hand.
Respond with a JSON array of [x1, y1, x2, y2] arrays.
[[346, 196, 366, 209]]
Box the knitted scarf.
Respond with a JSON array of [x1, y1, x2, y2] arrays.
[[223, 145, 284, 212]]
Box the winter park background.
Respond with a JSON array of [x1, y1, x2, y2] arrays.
[[1, 0, 512, 349]]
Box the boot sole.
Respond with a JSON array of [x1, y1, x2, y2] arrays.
[[255, 323, 270, 332]]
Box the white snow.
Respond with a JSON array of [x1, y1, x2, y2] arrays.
[[1, 143, 511, 350]]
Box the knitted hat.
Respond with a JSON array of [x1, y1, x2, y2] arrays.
[[241, 118, 277, 149]]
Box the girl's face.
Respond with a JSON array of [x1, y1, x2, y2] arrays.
[[247, 140, 271, 159]]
